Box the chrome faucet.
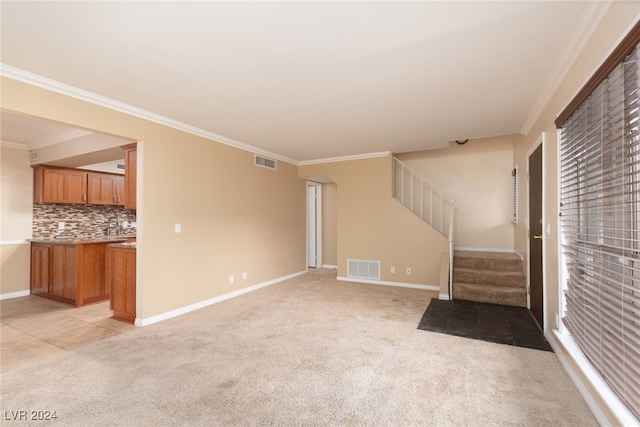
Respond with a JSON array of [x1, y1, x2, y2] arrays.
[[106, 217, 121, 236]]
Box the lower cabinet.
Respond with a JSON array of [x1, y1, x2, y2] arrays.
[[106, 246, 136, 323], [31, 244, 52, 295], [30, 242, 110, 306]]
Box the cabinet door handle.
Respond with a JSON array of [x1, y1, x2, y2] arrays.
[[83, 194, 87, 202]]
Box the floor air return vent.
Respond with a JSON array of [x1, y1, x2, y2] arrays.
[[347, 259, 381, 280]]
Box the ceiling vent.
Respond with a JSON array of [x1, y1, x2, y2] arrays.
[[254, 154, 277, 170], [29, 149, 40, 162], [347, 259, 381, 281]]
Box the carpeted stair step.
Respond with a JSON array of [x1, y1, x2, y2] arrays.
[[452, 282, 527, 307], [453, 251, 523, 272], [452, 250, 527, 307], [453, 268, 525, 288]]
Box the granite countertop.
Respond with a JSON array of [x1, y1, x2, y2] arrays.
[[28, 236, 135, 245], [107, 241, 137, 249]]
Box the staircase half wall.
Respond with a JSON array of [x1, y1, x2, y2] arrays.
[[299, 153, 449, 290]]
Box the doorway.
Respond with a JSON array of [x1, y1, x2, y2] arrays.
[[528, 141, 544, 328], [307, 183, 322, 268]]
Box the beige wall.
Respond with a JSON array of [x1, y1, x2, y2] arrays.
[[33, 132, 129, 166], [322, 183, 337, 267], [513, 3, 640, 424], [1, 78, 307, 318], [397, 135, 515, 251], [300, 155, 449, 290], [0, 146, 33, 295]]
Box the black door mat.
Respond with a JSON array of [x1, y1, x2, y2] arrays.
[[418, 299, 553, 352]]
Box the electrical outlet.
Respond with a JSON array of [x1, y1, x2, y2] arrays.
[[406, 267, 412, 275], [58, 222, 65, 230], [390, 266, 396, 274], [229, 274, 234, 284], [555, 313, 560, 329], [174, 223, 181, 233]]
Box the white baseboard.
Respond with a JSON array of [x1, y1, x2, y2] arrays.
[[321, 264, 337, 269], [548, 329, 639, 427], [513, 249, 525, 261], [136, 270, 307, 327], [336, 276, 439, 292], [0, 290, 30, 300], [0, 240, 29, 246], [438, 293, 450, 300]]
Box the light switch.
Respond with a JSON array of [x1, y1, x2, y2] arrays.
[[174, 223, 181, 233]]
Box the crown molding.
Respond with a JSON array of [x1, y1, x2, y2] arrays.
[[299, 151, 391, 166], [0, 140, 28, 150], [520, 1, 611, 136], [0, 64, 299, 166], [31, 129, 94, 149]]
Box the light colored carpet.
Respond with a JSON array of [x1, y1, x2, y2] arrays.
[[0, 268, 596, 426]]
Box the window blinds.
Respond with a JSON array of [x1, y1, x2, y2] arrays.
[[559, 43, 640, 420]]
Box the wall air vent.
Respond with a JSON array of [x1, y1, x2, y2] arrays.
[[254, 154, 277, 170], [117, 163, 125, 170], [347, 259, 381, 281], [29, 149, 40, 162]]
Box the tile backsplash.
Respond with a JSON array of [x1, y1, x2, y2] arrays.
[[33, 204, 137, 239]]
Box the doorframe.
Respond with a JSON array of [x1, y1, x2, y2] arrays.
[[307, 182, 323, 268], [526, 133, 545, 328]]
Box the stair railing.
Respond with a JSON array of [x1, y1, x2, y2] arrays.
[[392, 156, 455, 299]]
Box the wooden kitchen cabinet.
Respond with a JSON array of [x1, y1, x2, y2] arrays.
[[107, 245, 136, 323], [116, 175, 125, 205], [50, 245, 78, 300], [30, 242, 110, 306], [33, 166, 87, 204], [122, 143, 137, 210], [88, 172, 125, 205], [30, 244, 52, 294], [33, 165, 125, 206]]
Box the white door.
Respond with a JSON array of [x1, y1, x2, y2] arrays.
[[307, 183, 322, 268]]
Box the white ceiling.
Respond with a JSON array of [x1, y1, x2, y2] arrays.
[[0, 1, 606, 163]]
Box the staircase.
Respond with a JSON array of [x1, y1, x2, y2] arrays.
[[393, 156, 456, 297], [452, 251, 526, 307]]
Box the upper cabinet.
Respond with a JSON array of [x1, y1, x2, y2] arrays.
[[122, 143, 137, 210], [33, 166, 88, 204], [87, 172, 125, 205], [33, 165, 125, 207]]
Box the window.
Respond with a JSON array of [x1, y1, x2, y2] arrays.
[[558, 29, 640, 420]]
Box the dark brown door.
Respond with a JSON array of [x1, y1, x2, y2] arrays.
[[529, 144, 543, 328]]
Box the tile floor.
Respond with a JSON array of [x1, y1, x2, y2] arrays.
[[1, 295, 134, 373], [418, 299, 553, 351]]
